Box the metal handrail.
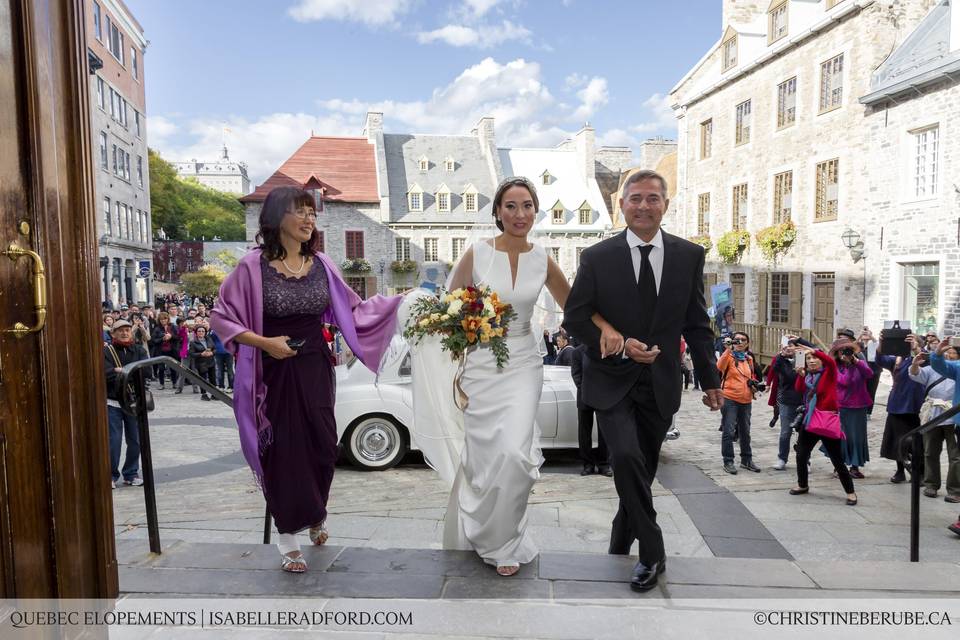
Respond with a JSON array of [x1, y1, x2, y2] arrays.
[[896, 401, 960, 562], [116, 356, 273, 554]]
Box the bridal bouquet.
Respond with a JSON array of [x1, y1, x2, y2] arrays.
[[403, 286, 517, 368]]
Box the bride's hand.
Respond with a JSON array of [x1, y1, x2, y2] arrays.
[[600, 324, 624, 358]]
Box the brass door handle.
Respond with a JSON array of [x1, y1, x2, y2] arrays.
[[2, 242, 47, 338]]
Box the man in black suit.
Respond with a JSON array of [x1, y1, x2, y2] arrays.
[[570, 342, 611, 477], [563, 170, 722, 592]]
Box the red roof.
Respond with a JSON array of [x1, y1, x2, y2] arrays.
[[240, 137, 380, 204]]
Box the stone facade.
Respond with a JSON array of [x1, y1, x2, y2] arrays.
[[172, 145, 251, 195], [86, 0, 153, 307], [670, 0, 952, 341]]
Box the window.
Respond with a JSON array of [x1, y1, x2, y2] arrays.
[[542, 171, 551, 185], [911, 125, 939, 198], [418, 156, 428, 172], [408, 188, 423, 212], [579, 206, 591, 225], [187, 248, 192, 257], [424, 237, 438, 262], [123, 204, 131, 239], [700, 119, 712, 159], [464, 192, 477, 212], [137, 155, 143, 188], [735, 100, 751, 145], [552, 207, 564, 224], [109, 88, 116, 118], [114, 201, 121, 236], [722, 33, 738, 71], [901, 262, 939, 335], [315, 230, 324, 253], [93, 2, 102, 40], [451, 237, 466, 262], [345, 231, 364, 259], [550, 247, 561, 266], [697, 193, 710, 235], [444, 157, 454, 172], [396, 237, 411, 261], [576, 247, 584, 267], [768, 1, 788, 43], [103, 197, 111, 235], [111, 144, 117, 174], [346, 277, 366, 298], [134, 209, 141, 243], [131, 47, 138, 80], [124, 150, 131, 181], [437, 191, 450, 212], [96, 76, 104, 109], [107, 16, 124, 64], [773, 171, 792, 223], [815, 158, 839, 220], [819, 54, 843, 112], [99, 132, 108, 169], [134, 110, 141, 137], [732, 183, 748, 230], [776, 77, 797, 129], [770, 273, 790, 324]]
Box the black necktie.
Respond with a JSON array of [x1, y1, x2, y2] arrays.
[[637, 244, 657, 337]]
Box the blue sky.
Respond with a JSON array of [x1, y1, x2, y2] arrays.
[[128, 0, 721, 184]]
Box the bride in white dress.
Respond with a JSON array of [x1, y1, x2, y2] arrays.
[[403, 177, 618, 576]]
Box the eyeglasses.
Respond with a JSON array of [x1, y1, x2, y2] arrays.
[[289, 209, 318, 220]]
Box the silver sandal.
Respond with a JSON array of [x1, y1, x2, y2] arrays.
[[280, 551, 307, 573], [309, 523, 329, 545]]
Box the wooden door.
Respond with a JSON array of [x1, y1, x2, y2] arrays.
[[0, 0, 117, 598], [703, 272, 718, 307], [813, 275, 836, 344]]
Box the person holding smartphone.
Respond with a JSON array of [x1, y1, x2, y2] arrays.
[[875, 333, 925, 483], [928, 337, 960, 503], [833, 339, 874, 479], [769, 335, 814, 470]]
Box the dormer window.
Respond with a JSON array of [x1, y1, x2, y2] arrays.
[[578, 202, 592, 225], [444, 156, 455, 172], [768, 0, 788, 44], [541, 170, 552, 185], [462, 183, 479, 212], [418, 155, 429, 172], [436, 184, 451, 213], [551, 201, 565, 224], [722, 28, 738, 71], [408, 183, 424, 212]]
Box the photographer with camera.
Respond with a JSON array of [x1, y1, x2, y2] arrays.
[[832, 339, 874, 479], [717, 332, 763, 474], [769, 335, 814, 470], [925, 337, 960, 503], [790, 345, 858, 505], [876, 333, 925, 483]]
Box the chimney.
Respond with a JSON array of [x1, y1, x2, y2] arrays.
[[722, 0, 763, 26], [574, 123, 595, 181], [473, 116, 503, 184], [363, 111, 383, 141]]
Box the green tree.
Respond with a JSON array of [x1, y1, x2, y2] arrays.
[[180, 264, 226, 299], [212, 249, 240, 270], [148, 149, 246, 241]]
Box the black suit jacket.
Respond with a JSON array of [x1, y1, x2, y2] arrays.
[[562, 229, 720, 416], [569, 344, 588, 409]]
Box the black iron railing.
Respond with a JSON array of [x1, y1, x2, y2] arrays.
[[897, 401, 960, 562], [117, 355, 272, 554]]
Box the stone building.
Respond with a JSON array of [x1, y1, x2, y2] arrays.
[[85, 0, 153, 306], [172, 145, 251, 195], [669, 0, 948, 348], [859, 0, 960, 335], [153, 240, 251, 284]]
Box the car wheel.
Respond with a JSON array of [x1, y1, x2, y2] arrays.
[[342, 414, 408, 470]]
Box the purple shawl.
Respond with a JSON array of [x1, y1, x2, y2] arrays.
[[209, 248, 402, 489]]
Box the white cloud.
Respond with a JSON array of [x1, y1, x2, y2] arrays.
[[416, 20, 531, 48], [147, 115, 178, 148], [153, 112, 359, 185], [572, 77, 608, 121], [631, 92, 675, 132], [564, 72, 587, 90], [463, 0, 503, 17], [287, 0, 412, 26]]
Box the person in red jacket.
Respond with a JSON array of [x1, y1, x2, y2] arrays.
[[790, 345, 857, 505]]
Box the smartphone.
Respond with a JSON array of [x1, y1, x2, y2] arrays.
[[286, 338, 306, 351], [781, 335, 790, 347], [950, 337, 960, 348], [794, 352, 806, 370]]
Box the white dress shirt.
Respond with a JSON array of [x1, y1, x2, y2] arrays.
[[625, 227, 663, 293]]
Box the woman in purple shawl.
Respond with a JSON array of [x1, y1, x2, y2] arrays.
[[210, 186, 401, 572]]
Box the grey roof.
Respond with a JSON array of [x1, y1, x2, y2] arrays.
[[383, 134, 497, 223], [861, 0, 960, 104]]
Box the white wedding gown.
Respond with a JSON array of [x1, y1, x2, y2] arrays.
[[405, 240, 547, 567]]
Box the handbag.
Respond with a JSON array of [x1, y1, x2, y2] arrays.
[[108, 345, 154, 412], [807, 408, 844, 440]]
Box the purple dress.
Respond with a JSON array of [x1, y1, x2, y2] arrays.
[[260, 256, 336, 534]]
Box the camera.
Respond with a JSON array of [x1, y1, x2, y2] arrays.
[[747, 379, 766, 393], [840, 347, 855, 357]]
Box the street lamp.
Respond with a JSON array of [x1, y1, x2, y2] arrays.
[[840, 228, 860, 249]]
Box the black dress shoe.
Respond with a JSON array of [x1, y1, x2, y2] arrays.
[[580, 464, 595, 476], [630, 558, 666, 592], [598, 464, 613, 477]]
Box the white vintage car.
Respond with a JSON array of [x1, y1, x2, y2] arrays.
[[334, 338, 584, 470]]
